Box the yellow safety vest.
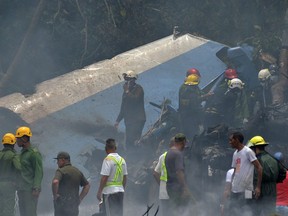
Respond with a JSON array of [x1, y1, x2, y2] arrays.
[[105, 155, 124, 187], [160, 152, 168, 182]]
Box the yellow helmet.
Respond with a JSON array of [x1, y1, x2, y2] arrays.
[[184, 74, 200, 85], [2, 133, 16, 145], [246, 135, 268, 148], [15, 126, 32, 138]]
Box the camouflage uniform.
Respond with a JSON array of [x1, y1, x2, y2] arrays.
[[53, 163, 89, 216], [18, 146, 43, 216], [0, 146, 21, 216]]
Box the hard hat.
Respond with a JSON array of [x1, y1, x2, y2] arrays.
[[225, 69, 238, 79], [2, 133, 16, 145], [186, 68, 201, 77], [122, 70, 138, 79], [274, 152, 284, 162], [228, 78, 244, 90], [246, 135, 269, 148], [184, 74, 200, 85], [15, 126, 32, 138], [258, 69, 271, 81]]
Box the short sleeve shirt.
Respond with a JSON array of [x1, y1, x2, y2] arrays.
[[231, 146, 257, 193], [100, 153, 128, 194], [54, 163, 89, 201]]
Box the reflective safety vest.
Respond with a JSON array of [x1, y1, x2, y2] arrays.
[[105, 155, 124, 187], [160, 152, 168, 182]]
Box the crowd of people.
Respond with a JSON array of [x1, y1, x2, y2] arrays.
[[0, 65, 287, 216]]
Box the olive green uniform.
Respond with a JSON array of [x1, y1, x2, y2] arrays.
[[0, 146, 21, 216], [53, 163, 89, 216], [178, 84, 203, 139], [18, 146, 43, 216], [253, 151, 279, 215]]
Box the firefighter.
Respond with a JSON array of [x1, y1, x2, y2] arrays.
[[16, 126, 43, 216], [247, 135, 283, 216], [0, 133, 21, 216], [114, 70, 146, 149], [178, 74, 203, 140], [205, 68, 239, 128]]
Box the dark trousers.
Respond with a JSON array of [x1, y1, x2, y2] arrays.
[[125, 121, 145, 147], [0, 182, 16, 216], [53, 197, 79, 216], [18, 190, 38, 216], [229, 192, 253, 216], [102, 192, 124, 216]]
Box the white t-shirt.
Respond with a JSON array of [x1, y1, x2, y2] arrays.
[[154, 153, 169, 200], [100, 153, 128, 194], [231, 146, 257, 193], [226, 168, 234, 183]]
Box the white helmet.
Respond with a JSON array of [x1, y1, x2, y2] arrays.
[[228, 78, 244, 90], [123, 70, 138, 79], [258, 69, 271, 82]]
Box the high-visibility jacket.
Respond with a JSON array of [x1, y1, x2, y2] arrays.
[[160, 152, 168, 182], [105, 155, 124, 187]]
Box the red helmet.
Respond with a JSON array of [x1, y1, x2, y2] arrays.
[[225, 68, 238, 79], [186, 68, 201, 77]]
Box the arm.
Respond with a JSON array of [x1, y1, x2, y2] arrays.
[[153, 171, 161, 185], [97, 175, 109, 201], [52, 178, 60, 200], [32, 151, 43, 197], [79, 183, 90, 203], [252, 159, 263, 199], [122, 175, 127, 188]]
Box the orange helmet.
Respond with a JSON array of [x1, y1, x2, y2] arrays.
[[186, 68, 201, 77], [225, 68, 238, 79]]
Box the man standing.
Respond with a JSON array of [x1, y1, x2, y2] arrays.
[[0, 133, 21, 216], [153, 137, 174, 216], [178, 74, 203, 140], [15, 126, 43, 216], [114, 70, 146, 149], [247, 136, 282, 216], [52, 151, 90, 216], [228, 132, 262, 216], [97, 138, 128, 216], [165, 133, 191, 216]]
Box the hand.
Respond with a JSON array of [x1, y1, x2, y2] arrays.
[[97, 191, 102, 201], [114, 122, 119, 129], [254, 187, 261, 199], [32, 189, 40, 198], [53, 194, 60, 201]]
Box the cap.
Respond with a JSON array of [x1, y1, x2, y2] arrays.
[[174, 133, 186, 142], [54, 151, 70, 160]]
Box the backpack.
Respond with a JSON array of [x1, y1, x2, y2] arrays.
[[277, 162, 287, 183]]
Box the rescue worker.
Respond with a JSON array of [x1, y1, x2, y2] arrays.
[[97, 138, 128, 216], [153, 137, 175, 216], [16, 126, 43, 216], [52, 151, 90, 216], [165, 133, 192, 216], [228, 132, 263, 216], [114, 70, 146, 149], [205, 68, 239, 128], [178, 74, 204, 140], [224, 78, 249, 128], [186, 68, 201, 78], [246, 135, 282, 216], [257, 68, 279, 108], [0, 133, 21, 216]]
